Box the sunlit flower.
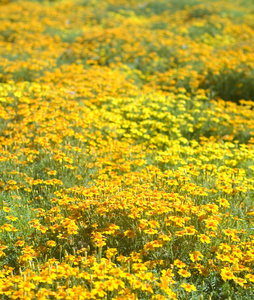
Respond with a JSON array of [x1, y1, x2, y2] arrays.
[[46, 240, 56, 247], [178, 269, 191, 278], [198, 234, 211, 244], [220, 268, 235, 281], [174, 259, 186, 268], [181, 283, 197, 292]]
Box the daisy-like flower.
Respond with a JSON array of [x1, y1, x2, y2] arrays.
[[189, 251, 203, 262], [181, 283, 197, 292], [174, 259, 186, 268], [198, 234, 211, 244], [178, 269, 191, 278], [220, 268, 235, 281], [245, 274, 254, 282]]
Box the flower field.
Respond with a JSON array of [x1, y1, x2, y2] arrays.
[[1, 0, 254, 299]]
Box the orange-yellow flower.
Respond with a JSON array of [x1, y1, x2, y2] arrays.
[[178, 269, 191, 278], [46, 240, 56, 247], [220, 268, 235, 281], [198, 234, 211, 244], [189, 251, 203, 262], [233, 277, 247, 287], [181, 283, 197, 292], [174, 259, 186, 268], [245, 274, 254, 282]]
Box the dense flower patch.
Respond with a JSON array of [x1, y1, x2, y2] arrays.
[[0, 0, 254, 299]]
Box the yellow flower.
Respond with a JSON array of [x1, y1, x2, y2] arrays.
[[144, 228, 158, 235], [189, 251, 203, 262], [233, 277, 247, 287], [181, 283, 197, 292], [104, 279, 120, 291], [174, 259, 186, 268], [15, 240, 25, 247], [3, 207, 11, 213], [220, 268, 235, 281], [105, 248, 117, 258], [178, 269, 191, 278], [6, 215, 17, 221], [198, 234, 211, 244], [46, 240, 56, 247], [124, 229, 136, 238], [245, 274, 254, 282]]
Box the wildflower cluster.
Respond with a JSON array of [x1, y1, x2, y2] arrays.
[[0, 0, 254, 299]]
